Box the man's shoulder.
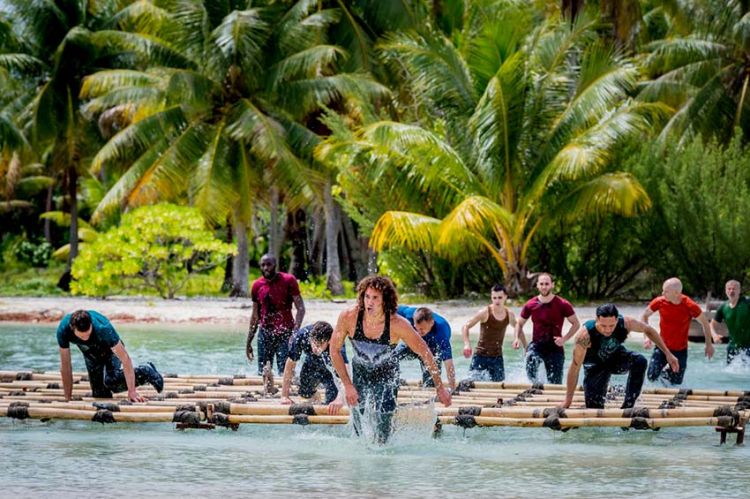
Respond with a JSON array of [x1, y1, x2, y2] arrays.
[[522, 297, 539, 308], [278, 272, 299, 283], [552, 295, 573, 307]]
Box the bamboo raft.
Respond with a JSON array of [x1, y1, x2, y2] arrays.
[[0, 370, 746, 443]]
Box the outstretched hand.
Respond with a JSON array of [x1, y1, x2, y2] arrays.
[[128, 389, 146, 403], [246, 344, 254, 362], [436, 386, 452, 407]]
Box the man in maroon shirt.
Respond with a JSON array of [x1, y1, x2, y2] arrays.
[[513, 273, 580, 384], [245, 255, 305, 384]]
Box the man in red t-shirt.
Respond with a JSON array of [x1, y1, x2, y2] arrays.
[[641, 277, 713, 385], [513, 273, 580, 384], [245, 254, 305, 384]]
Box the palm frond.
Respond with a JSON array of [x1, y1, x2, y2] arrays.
[[270, 45, 347, 88], [553, 172, 652, 221], [209, 8, 270, 77], [370, 211, 442, 252], [91, 105, 187, 174]]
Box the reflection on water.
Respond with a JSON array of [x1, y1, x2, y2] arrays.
[[1, 323, 749, 498]]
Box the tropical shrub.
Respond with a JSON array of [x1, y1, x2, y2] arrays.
[[71, 204, 235, 298]]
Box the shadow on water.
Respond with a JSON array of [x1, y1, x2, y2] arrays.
[[2, 324, 750, 497]]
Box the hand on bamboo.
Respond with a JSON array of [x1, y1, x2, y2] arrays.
[[559, 395, 572, 409], [463, 345, 472, 358], [643, 337, 653, 350], [328, 394, 344, 415], [705, 341, 714, 360], [344, 383, 359, 407], [436, 386, 452, 407], [280, 396, 293, 405], [128, 389, 146, 403]]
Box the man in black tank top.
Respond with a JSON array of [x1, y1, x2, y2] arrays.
[[330, 275, 452, 443], [561, 304, 680, 409]]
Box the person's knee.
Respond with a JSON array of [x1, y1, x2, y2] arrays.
[[633, 354, 647, 373]]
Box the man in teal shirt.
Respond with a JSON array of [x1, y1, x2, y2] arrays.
[[711, 280, 750, 363], [57, 310, 163, 401]]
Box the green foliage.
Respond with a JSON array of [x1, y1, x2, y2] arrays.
[[298, 276, 356, 300], [0, 261, 67, 297], [13, 239, 52, 267], [71, 204, 236, 298], [628, 132, 750, 294]]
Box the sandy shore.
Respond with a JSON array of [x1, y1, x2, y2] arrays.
[[0, 296, 662, 338]]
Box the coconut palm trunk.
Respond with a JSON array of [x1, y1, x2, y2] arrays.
[[324, 179, 344, 295]]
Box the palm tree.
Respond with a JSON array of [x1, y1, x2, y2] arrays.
[[319, 6, 662, 295], [0, 0, 187, 288], [638, 0, 750, 145], [83, 0, 388, 296]]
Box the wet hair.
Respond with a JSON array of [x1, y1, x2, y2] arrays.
[[413, 307, 433, 324], [356, 275, 398, 315], [70, 310, 91, 332], [595, 303, 619, 318], [310, 321, 333, 342], [491, 284, 506, 294]]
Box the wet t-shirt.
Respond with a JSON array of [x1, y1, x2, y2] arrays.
[[520, 296, 575, 347]]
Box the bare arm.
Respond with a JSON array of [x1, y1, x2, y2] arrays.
[[280, 358, 297, 403], [331, 310, 356, 406], [514, 316, 528, 349], [59, 348, 73, 401], [461, 308, 488, 358], [561, 329, 588, 408], [640, 307, 656, 348], [444, 359, 456, 390], [246, 302, 260, 362], [625, 317, 680, 372], [395, 318, 451, 407], [111, 341, 145, 402], [697, 313, 714, 359], [556, 313, 581, 346], [293, 294, 305, 330], [710, 319, 724, 344]]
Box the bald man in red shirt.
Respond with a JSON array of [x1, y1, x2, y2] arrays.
[[641, 277, 714, 385]]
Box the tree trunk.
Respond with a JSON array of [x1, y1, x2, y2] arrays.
[[231, 213, 250, 297], [222, 220, 234, 293], [57, 167, 78, 292], [341, 214, 367, 281], [323, 179, 344, 295], [562, 0, 585, 22], [269, 187, 282, 261], [44, 182, 53, 244], [309, 207, 325, 277], [287, 208, 308, 280]]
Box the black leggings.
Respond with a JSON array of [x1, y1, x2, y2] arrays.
[[85, 356, 153, 398], [583, 350, 647, 409]]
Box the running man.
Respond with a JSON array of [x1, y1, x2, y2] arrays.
[[641, 277, 713, 385], [57, 310, 163, 402], [280, 321, 347, 414], [711, 279, 750, 364], [561, 304, 679, 409], [330, 275, 451, 443], [245, 254, 305, 383], [395, 306, 456, 390], [514, 273, 580, 384], [462, 284, 516, 381]]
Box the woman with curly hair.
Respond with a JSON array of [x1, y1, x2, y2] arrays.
[[330, 275, 451, 443]]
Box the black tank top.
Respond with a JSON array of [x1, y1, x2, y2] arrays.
[[584, 315, 629, 365], [350, 308, 396, 366]]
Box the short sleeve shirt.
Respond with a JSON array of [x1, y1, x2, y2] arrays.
[[251, 272, 301, 333], [56, 311, 120, 366], [520, 296, 575, 345], [714, 297, 750, 349], [648, 295, 702, 351], [396, 305, 453, 361]]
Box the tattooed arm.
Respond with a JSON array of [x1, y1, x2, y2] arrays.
[[561, 328, 590, 408]]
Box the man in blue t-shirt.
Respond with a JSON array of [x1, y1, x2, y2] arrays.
[[395, 306, 456, 390], [280, 321, 348, 414], [57, 310, 164, 401]]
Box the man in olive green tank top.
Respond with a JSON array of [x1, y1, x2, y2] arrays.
[[462, 284, 516, 381]]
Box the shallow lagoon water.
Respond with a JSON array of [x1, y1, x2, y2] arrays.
[[1, 323, 749, 498]]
